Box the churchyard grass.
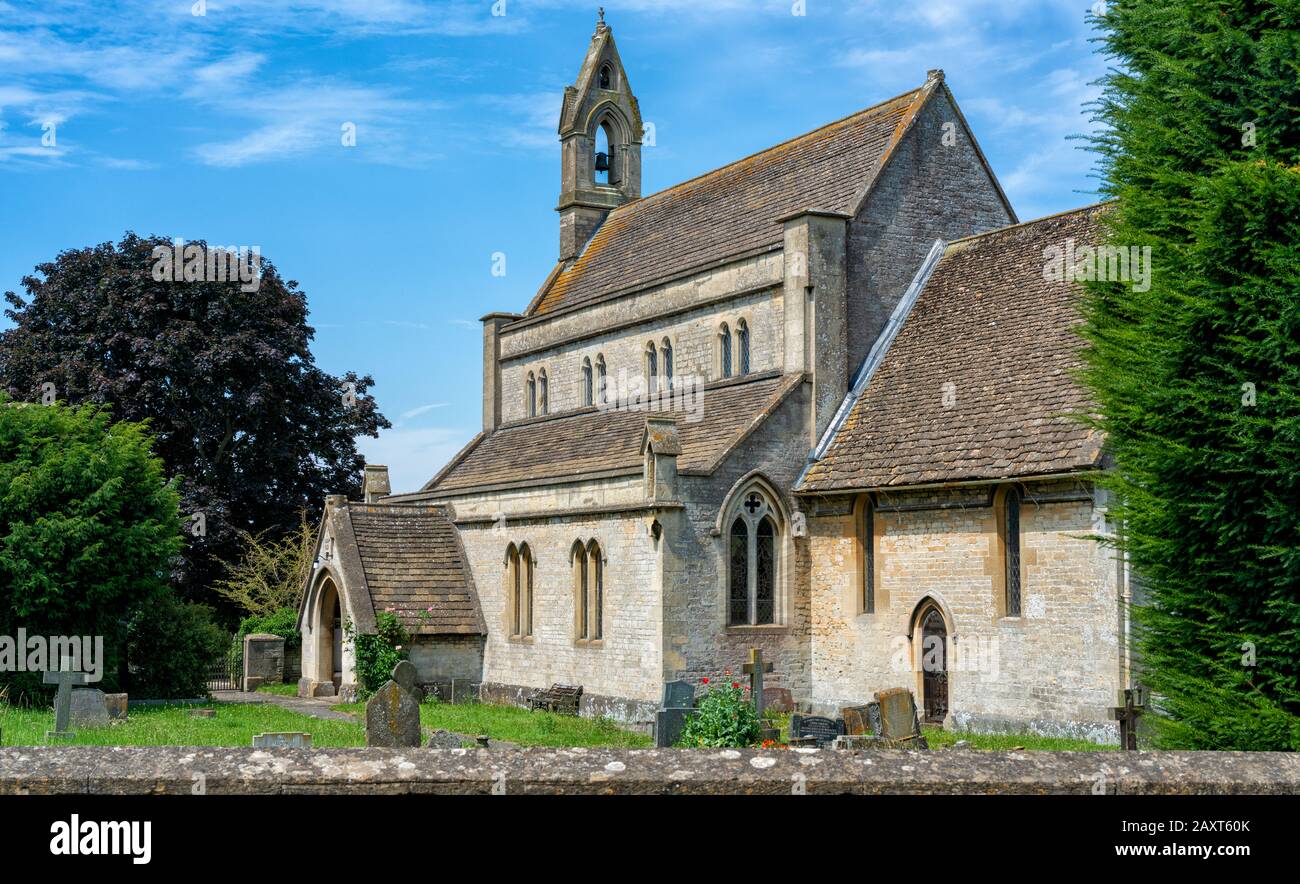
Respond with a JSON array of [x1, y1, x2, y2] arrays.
[[334, 699, 653, 748], [0, 702, 365, 747], [255, 682, 302, 696], [922, 727, 1116, 751]]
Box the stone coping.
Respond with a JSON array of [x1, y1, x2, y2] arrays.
[[0, 747, 1296, 795]]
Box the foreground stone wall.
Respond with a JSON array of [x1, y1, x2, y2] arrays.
[[3, 746, 1295, 795]]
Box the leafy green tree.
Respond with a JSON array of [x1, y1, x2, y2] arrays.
[[0, 397, 183, 698], [1083, 0, 1300, 748], [0, 233, 388, 609]]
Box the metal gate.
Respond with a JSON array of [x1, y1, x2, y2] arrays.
[[204, 654, 241, 693]]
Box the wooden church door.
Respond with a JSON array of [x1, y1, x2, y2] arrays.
[[920, 607, 949, 724]]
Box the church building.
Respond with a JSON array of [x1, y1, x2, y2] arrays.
[[298, 17, 1133, 742]]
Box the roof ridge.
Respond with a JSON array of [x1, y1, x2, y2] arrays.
[[606, 85, 925, 217], [945, 201, 1110, 247]]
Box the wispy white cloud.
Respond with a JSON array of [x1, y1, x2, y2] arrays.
[[357, 425, 472, 494]]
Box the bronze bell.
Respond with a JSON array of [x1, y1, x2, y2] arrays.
[[594, 151, 610, 173]]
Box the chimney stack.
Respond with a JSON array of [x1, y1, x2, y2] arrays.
[[363, 464, 391, 503]]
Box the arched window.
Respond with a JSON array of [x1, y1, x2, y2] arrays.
[[719, 323, 732, 379], [596, 354, 607, 404], [662, 338, 674, 391], [582, 358, 593, 407], [594, 120, 615, 186], [599, 63, 613, 90], [574, 540, 604, 641], [527, 372, 536, 418], [737, 319, 751, 375], [1000, 486, 1023, 616], [726, 487, 782, 626], [861, 494, 876, 613], [538, 369, 549, 415], [647, 340, 660, 392], [507, 543, 533, 638]]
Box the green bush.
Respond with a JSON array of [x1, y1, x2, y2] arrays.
[[676, 679, 760, 748], [350, 611, 410, 698], [228, 606, 301, 677], [126, 592, 227, 699], [1081, 0, 1300, 748], [0, 397, 183, 699]]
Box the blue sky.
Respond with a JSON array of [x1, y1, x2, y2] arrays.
[[0, 0, 1109, 493]]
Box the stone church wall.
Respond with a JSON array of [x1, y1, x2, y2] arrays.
[[454, 504, 664, 723], [663, 384, 814, 700], [805, 480, 1123, 742], [497, 253, 785, 423], [846, 89, 1016, 371]]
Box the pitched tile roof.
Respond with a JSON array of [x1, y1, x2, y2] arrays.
[[425, 372, 803, 494], [799, 205, 1107, 492], [529, 84, 931, 316], [346, 504, 485, 635]]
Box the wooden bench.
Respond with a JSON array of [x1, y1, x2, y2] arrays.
[[528, 683, 583, 716]]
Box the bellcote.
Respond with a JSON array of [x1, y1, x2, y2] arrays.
[[557, 14, 643, 260]]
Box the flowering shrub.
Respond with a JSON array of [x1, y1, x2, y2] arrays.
[[676, 678, 761, 748], [349, 610, 410, 698]]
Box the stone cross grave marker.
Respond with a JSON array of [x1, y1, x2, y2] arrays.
[[742, 647, 774, 718], [43, 658, 88, 741], [1110, 686, 1147, 750], [252, 732, 312, 749], [655, 679, 697, 748]]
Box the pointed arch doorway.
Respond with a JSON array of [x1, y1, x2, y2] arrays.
[[914, 600, 949, 725]]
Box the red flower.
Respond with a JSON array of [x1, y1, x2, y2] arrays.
[[731, 682, 740, 689], [701, 677, 709, 684]]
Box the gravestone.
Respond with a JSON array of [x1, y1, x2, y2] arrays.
[[742, 648, 774, 717], [788, 714, 845, 747], [105, 693, 129, 721], [69, 688, 109, 729], [426, 729, 465, 749], [654, 679, 697, 748], [872, 687, 927, 749], [842, 703, 881, 737], [252, 731, 311, 749], [243, 633, 285, 692], [189, 708, 216, 719], [365, 661, 422, 747], [43, 660, 88, 740], [762, 687, 794, 714], [1110, 686, 1147, 750], [391, 659, 425, 702]]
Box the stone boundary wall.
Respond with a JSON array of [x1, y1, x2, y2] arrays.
[[1, 747, 1295, 795]]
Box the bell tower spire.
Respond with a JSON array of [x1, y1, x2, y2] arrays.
[[556, 14, 643, 261]]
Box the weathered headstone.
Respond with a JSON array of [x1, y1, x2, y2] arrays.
[[189, 708, 216, 719], [842, 703, 881, 737], [391, 659, 425, 702], [872, 687, 927, 748], [426, 729, 465, 749], [68, 688, 109, 729], [654, 679, 697, 748], [788, 714, 845, 747], [252, 731, 311, 749], [762, 687, 794, 714], [42, 659, 88, 740], [365, 661, 422, 747], [105, 693, 129, 721]]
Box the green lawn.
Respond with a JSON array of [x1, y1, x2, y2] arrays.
[[0, 699, 650, 749], [334, 700, 653, 748], [255, 683, 301, 697], [922, 727, 1116, 752], [0, 702, 365, 747]]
